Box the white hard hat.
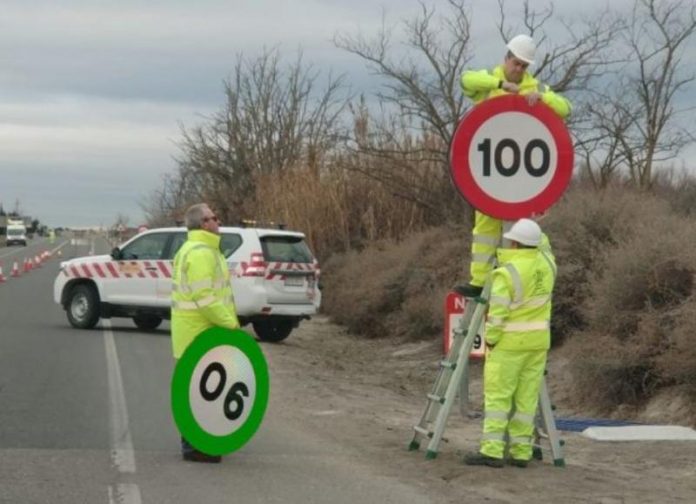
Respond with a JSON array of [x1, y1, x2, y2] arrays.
[[506, 34, 536, 65], [503, 218, 542, 246]]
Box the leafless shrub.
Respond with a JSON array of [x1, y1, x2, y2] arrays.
[[540, 186, 665, 344], [565, 193, 696, 410], [655, 302, 696, 396], [321, 225, 469, 339]]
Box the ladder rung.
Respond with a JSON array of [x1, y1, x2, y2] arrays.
[[439, 360, 456, 369], [427, 393, 444, 404], [413, 425, 450, 443], [413, 426, 432, 437]]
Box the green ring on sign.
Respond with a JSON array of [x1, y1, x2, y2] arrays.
[[171, 327, 270, 455]]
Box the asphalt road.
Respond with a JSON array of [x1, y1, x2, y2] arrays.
[[0, 235, 434, 504]]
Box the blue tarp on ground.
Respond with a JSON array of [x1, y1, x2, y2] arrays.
[[555, 417, 639, 432]]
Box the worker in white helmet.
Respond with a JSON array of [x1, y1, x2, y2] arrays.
[[464, 218, 557, 468], [454, 35, 571, 298]]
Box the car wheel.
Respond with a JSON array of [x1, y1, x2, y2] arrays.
[[133, 314, 163, 331], [253, 319, 293, 343], [66, 284, 100, 329]]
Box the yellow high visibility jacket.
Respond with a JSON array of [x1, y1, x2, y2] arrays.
[[460, 65, 570, 286], [484, 237, 556, 351], [461, 65, 572, 117], [171, 230, 239, 358]]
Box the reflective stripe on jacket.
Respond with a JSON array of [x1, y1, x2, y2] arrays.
[[460, 65, 572, 118], [484, 237, 557, 350], [171, 229, 239, 358]]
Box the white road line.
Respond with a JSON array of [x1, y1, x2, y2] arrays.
[[0, 240, 69, 259], [108, 483, 142, 504], [50, 241, 70, 256], [0, 239, 57, 260], [103, 319, 137, 474]]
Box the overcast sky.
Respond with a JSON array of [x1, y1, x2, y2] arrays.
[[1, 0, 693, 228]]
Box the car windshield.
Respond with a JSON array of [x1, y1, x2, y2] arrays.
[[8, 229, 23, 236]]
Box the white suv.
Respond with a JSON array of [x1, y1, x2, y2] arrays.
[[54, 226, 321, 342]]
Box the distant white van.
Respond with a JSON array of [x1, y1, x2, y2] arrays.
[[6, 223, 27, 246]]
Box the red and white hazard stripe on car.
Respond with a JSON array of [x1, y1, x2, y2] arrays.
[[61, 261, 173, 279], [239, 253, 319, 280]]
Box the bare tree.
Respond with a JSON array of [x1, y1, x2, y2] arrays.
[[497, 0, 622, 95], [621, 0, 696, 188], [577, 0, 696, 189], [335, 0, 473, 159], [141, 172, 195, 226], [334, 1, 475, 220], [575, 90, 638, 188], [160, 48, 349, 223], [335, 0, 623, 218]]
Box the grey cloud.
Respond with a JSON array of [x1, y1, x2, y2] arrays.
[[0, 0, 693, 227]]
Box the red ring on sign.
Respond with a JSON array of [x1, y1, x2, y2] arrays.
[[450, 94, 573, 220]]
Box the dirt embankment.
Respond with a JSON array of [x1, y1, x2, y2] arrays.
[[267, 316, 696, 504]]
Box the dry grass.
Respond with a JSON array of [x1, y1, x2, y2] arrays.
[[251, 163, 463, 260]]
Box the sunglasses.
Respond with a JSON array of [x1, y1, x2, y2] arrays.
[[203, 215, 219, 223]]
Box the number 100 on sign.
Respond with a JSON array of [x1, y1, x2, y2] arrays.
[[450, 95, 573, 220], [470, 112, 556, 204]]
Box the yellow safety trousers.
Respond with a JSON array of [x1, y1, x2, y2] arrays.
[[469, 211, 502, 287], [481, 348, 547, 461]]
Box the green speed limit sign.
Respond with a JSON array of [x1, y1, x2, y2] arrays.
[[171, 327, 270, 455]]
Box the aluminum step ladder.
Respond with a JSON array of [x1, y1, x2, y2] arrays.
[[533, 372, 566, 467], [408, 283, 565, 466], [408, 282, 491, 460]]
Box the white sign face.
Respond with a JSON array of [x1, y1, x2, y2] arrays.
[[443, 293, 485, 358], [189, 345, 257, 436], [468, 112, 557, 203], [448, 313, 485, 358]]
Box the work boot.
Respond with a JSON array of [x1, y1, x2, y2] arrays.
[[183, 451, 222, 463], [463, 451, 504, 468], [181, 437, 221, 463], [453, 284, 483, 298], [508, 458, 529, 468]]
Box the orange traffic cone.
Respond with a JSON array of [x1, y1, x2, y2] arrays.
[[12, 261, 20, 277], [34, 255, 42, 268], [0, 264, 5, 283]]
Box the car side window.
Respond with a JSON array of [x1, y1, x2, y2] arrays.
[[221, 233, 243, 258], [120, 233, 170, 260], [164, 232, 187, 260]]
